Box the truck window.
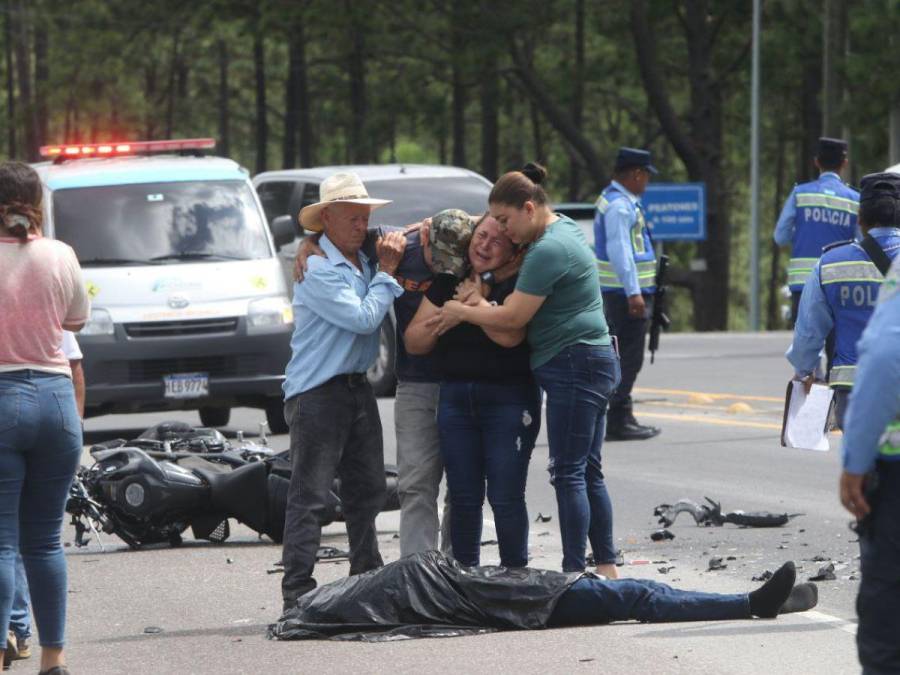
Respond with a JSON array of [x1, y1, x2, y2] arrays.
[[256, 181, 296, 224]]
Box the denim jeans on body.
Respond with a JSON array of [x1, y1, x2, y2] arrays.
[[10, 554, 31, 639], [437, 380, 541, 568], [281, 378, 386, 605], [0, 371, 82, 648], [395, 381, 451, 557], [534, 344, 621, 572], [548, 577, 750, 626]]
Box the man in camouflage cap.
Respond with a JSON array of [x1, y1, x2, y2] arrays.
[[428, 209, 475, 278]]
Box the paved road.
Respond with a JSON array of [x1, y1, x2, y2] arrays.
[[56, 331, 861, 674]]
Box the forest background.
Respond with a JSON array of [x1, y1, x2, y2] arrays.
[[3, 0, 898, 331]]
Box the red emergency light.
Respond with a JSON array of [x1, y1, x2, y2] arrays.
[[39, 138, 216, 160]]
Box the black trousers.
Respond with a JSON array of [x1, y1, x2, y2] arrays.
[[281, 378, 386, 603], [602, 291, 651, 426], [857, 462, 900, 673]]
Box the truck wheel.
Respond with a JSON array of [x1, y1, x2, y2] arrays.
[[265, 398, 289, 435], [367, 320, 397, 397], [199, 406, 231, 428]]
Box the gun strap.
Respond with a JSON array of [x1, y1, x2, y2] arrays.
[[859, 234, 892, 276]]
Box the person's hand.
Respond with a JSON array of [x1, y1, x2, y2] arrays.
[[294, 235, 325, 282], [840, 471, 871, 519], [404, 217, 430, 235], [800, 373, 816, 395], [454, 272, 486, 306], [376, 230, 407, 276], [424, 300, 467, 336], [627, 293, 646, 318]]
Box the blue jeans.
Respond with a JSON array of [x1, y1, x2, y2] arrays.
[[534, 344, 620, 572], [10, 554, 31, 639], [438, 380, 541, 567], [0, 371, 82, 648], [548, 577, 750, 625]]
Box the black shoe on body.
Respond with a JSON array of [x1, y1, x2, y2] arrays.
[[605, 420, 661, 441]]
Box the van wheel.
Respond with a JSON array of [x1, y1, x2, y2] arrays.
[[367, 320, 397, 397], [265, 398, 290, 435], [199, 406, 231, 428]]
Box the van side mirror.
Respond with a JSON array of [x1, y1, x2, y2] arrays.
[[271, 215, 296, 249]]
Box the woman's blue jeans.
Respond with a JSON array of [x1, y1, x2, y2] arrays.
[[438, 380, 541, 568], [534, 344, 620, 572], [0, 371, 82, 648]]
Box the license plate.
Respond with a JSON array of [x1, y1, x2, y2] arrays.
[[163, 372, 209, 399]]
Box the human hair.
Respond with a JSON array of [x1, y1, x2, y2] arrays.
[[489, 162, 549, 208], [817, 154, 845, 172], [859, 195, 899, 229], [0, 161, 43, 240]]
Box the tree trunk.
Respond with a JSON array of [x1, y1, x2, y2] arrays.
[[822, 0, 847, 137], [800, 60, 822, 181], [254, 28, 268, 172], [479, 50, 498, 181], [34, 22, 48, 147], [530, 99, 544, 163], [217, 39, 230, 157], [767, 128, 788, 330], [283, 31, 299, 168], [451, 11, 467, 168], [345, 1, 368, 164], [11, 0, 37, 160], [568, 0, 585, 200], [295, 16, 312, 167], [4, 3, 16, 157], [164, 33, 180, 138]]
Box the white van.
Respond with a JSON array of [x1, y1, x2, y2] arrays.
[[35, 139, 296, 431]]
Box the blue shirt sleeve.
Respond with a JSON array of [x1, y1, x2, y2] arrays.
[[603, 201, 641, 296], [295, 258, 403, 335], [774, 190, 795, 246], [841, 296, 900, 473], [785, 263, 832, 377]]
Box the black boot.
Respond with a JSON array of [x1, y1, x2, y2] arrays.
[[606, 412, 661, 441]]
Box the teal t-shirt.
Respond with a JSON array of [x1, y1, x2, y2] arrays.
[[515, 215, 611, 368]]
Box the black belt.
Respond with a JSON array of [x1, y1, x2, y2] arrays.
[[325, 372, 369, 388]]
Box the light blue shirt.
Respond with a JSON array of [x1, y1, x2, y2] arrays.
[[786, 227, 900, 377], [841, 278, 900, 473], [283, 235, 403, 398], [604, 180, 642, 296]]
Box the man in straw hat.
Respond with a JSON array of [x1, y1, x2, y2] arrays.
[[280, 172, 406, 612]]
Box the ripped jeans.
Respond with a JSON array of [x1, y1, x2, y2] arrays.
[[534, 344, 620, 572], [437, 379, 541, 567]]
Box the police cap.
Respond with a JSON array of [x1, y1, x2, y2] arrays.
[[614, 147, 658, 175], [859, 172, 900, 203], [816, 137, 848, 166]]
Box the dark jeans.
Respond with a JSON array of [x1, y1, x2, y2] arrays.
[[281, 378, 386, 604], [534, 344, 621, 572], [0, 371, 82, 648], [548, 576, 750, 626], [602, 292, 650, 425], [833, 388, 849, 431], [437, 380, 541, 567], [857, 461, 900, 673]]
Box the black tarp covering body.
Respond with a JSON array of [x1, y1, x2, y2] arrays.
[[269, 551, 586, 641]]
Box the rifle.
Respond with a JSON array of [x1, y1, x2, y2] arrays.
[[648, 254, 670, 364]]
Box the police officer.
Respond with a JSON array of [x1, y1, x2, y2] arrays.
[[839, 252, 900, 673], [774, 137, 860, 324], [786, 172, 900, 428], [594, 147, 660, 441]]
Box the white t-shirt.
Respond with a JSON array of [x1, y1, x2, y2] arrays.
[[0, 236, 90, 376], [61, 330, 83, 361]]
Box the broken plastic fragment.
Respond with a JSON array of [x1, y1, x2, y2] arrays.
[[808, 563, 836, 582], [707, 557, 727, 571], [143, 626, 163, 634], [535, 513, 552, 523], [752, 570, 773, 582], [650, 529, 675, 542]]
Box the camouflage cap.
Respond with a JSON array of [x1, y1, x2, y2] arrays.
[[429, 209, 474, 278]]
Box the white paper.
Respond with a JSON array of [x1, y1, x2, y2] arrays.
[[783, 381, 833, 451]]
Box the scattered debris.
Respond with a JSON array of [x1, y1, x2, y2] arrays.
[[537, 531, 551, 537], [654, 497, 799, 528], [707, 557, 727, 571], [143, 626, 163, 634], [578, 659, 595, 663], [535, 513, 552, 523], [808, 563, 836, 582], [726, 556, 737, 561], [615, 550, 625, 566], [650, 529, 675, 542], [317, 546, 349, 560], [657, 566, 676, 574], [777, 544, 788, 550], [226, 557, 234, 564], [392, 533, 400, 539], [809, 555, 829, 562], [752, 570, 773, 582], [480, 539, 498, 546]]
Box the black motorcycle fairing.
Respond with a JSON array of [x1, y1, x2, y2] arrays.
[[194, 460, 269, 533]]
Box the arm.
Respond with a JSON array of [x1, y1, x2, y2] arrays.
[[785, 264, 832, 378], [773, 191, 796, 246], [436, 291, 546, 332], [452, 276, 526, 347], [403, 295, 441, 355], [70, 359, 85, 418], [603, 202, 641, 297], [64, 250, 89, 332], [296, 259, 402, 335]]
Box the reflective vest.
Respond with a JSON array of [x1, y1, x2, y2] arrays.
[[819, 232, 900, 387], [788, 173, 859, 291], [594, 184, 656, 294], [880, 420, 900, 460]]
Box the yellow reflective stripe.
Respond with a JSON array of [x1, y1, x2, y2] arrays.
[[880, 421, 900, 456], [828, 365, 856, 387], [820, 261, 884, 285], [795, 192, 859, 213], [595, 196, 610, 213], [632, 211, 647, 254], [597, 261, 656, 288], [787, 257, 817, 285]]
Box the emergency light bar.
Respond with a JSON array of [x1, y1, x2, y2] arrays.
[[39, 138, 216, 160]]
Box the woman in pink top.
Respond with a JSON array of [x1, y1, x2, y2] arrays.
[[0, 162, 89, 675]]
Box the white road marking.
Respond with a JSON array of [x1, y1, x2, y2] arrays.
[[800, 609, 857, 635]]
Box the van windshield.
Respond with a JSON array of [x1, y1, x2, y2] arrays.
[[52, 180, 271, 265]]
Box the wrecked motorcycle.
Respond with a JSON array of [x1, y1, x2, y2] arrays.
[[66, 422, 400, 550], [653, 497, 799, 528]]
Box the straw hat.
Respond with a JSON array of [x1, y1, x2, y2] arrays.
[[298, 172, 391, 232]]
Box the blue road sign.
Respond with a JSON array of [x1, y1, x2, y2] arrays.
[[643, 183, 706, 241]]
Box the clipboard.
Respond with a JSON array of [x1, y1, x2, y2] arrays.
[[780, 380, 834, 451]]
